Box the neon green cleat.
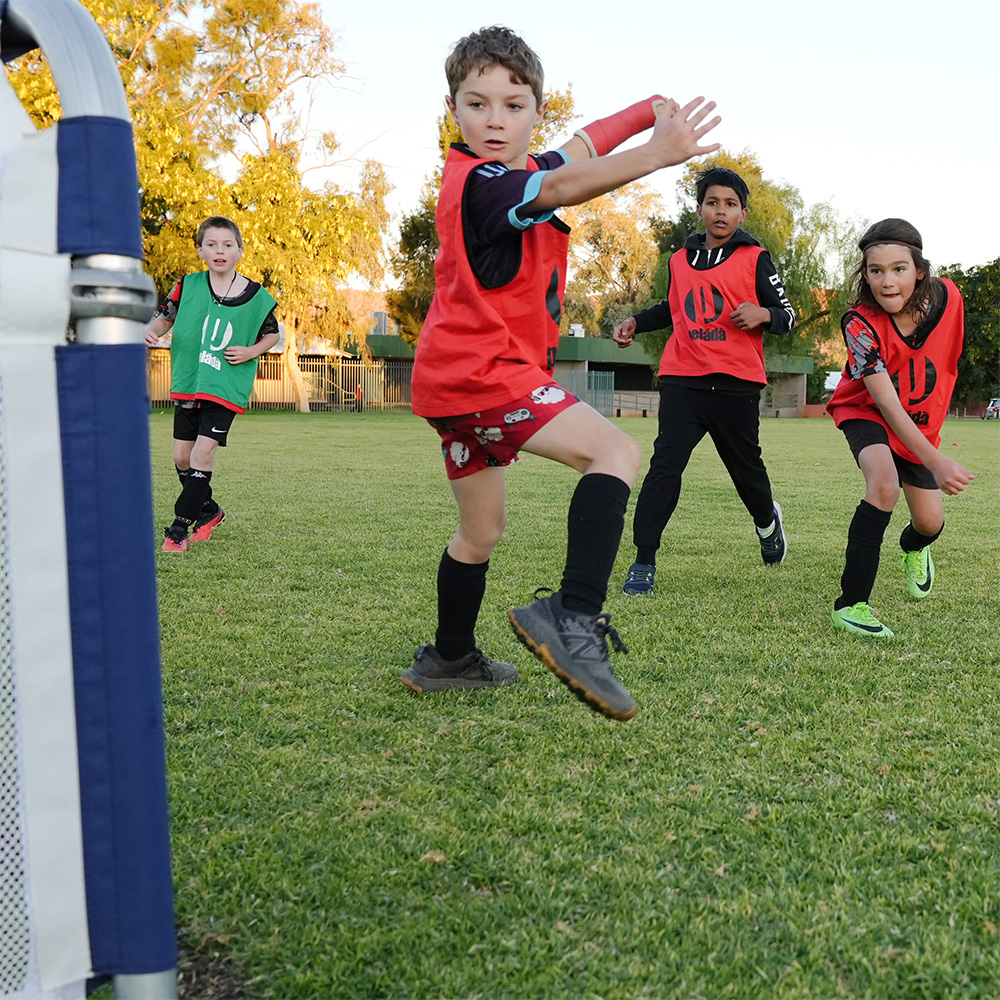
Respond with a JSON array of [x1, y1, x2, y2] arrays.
[[900, 547, 934, 600], [831, 602, 894, 638]]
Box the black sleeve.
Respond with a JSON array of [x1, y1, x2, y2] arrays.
[[257, 307, 279, 341], [632, 298, 673, 333], [755, 252, 796, 335]]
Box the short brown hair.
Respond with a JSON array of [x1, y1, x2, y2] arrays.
[[195, 216, 242, 249], [850, 218, 943, 322], [445, 25, 544, 106]]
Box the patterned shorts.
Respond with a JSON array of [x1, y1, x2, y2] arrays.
[[428, 382, 580, 480]]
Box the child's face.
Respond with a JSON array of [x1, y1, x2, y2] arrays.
[[445, 63, 545, 170], [863, 244, 925, 314], [697, 185, 748, 248], [197, 227, 243, 275]]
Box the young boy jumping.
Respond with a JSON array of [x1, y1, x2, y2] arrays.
[[145, 216, 279, 551], [612, 167, 796, 595], [400, 25, 720, 720]]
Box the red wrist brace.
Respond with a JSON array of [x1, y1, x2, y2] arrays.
[[574, 95, 666, 157]]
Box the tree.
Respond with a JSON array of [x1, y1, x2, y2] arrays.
[[640, 149, 859, 387], [560, 183, 663, 336], [941, 258, 1000, 403], [5, 0, 390, 355], [387, 88, 578, 343]]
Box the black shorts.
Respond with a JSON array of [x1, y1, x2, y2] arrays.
[[840, 419, 937, 490], [173, 400, 236, 447]]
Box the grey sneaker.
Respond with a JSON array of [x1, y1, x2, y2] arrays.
[[400, 644, 518, 693], [623, 562, 656, 596], [508, 590, 636, 720], [758, 502, 786, 565]]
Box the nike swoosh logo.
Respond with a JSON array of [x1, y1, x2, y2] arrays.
[[211, 426, 225, 433], [843, 617, 883, 633], [916, 577, 932, 593]]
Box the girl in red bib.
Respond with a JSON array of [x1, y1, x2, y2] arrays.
[[827, 219, 974, 637]]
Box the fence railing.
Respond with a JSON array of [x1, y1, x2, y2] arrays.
[[148, 352, 617, 415]]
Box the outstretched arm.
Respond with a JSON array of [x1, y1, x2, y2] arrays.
[[527, 96, 720, 213], [564, 95, 675, 162], [863, 372, 974, 494]]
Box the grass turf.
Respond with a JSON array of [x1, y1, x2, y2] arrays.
[[151, 410, 998, 999]]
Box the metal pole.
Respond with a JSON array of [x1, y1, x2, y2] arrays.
[[4, 2, 176, 997]]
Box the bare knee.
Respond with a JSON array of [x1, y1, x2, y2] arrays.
[[451, 512, 506, 563], [190, 438, 219, 470], [865, 481, 900, 511], [585, 426, 641, 486]]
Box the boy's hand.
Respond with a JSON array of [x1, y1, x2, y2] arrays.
[[224, 345, 255, 364], [613, 316, 637, 348], [927, 454, 975, 495], [730, 302, 769, 330], [144, 329, 161, 347], [648, 96, 721, 167]]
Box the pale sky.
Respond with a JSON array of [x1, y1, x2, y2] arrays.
[[317, 0, 997, 273]]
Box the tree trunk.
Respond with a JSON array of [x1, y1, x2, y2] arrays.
[[282, 317, 310, 413]]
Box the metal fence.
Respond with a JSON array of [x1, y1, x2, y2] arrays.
[[148, 352, 616, 415], [148, 350, 414, 412], [559, 369, 614, 416]]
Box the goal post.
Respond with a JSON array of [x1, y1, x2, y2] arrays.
[[1, 1, 175, 997]]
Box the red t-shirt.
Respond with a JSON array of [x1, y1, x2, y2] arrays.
[[659, 244, 768, 382], [411, 146, 570, 418], [827, 278, 963, 463]]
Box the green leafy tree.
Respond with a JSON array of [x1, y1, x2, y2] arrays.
[[387, 88, 578, 343], [5, 0, 390, 357], [561, 183, 663, 336], [941, 258, 1000, 403]]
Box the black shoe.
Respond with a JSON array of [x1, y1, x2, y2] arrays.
[[758, 502, 787, 565], [508, 590, 636, 720], [400, 645, 518, 693]]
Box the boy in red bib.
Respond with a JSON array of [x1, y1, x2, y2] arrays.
[[401, 25, 721, 720], [826, 218, 973, 637], [612, 167, 796, 596]]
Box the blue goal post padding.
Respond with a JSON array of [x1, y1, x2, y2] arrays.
[[56, 343, 176, 976], [56, 116, 144, 260]]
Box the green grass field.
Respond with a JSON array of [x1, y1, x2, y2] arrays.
[[151, 410, 998, 999]]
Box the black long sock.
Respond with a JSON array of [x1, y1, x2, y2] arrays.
[[835, 500, 892, 610], [173, 469, 212, 529], [900, 520, 942, 551], [636, 546, 657, 566], [560, 473, 630, 615], [435, 549, 488, 660], [176, 465, 216, 516]]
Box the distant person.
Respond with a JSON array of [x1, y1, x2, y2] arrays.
[[400, 25, 720, 720], [145, 216, 279, 551], [612, 167, 796, 596], [826, 218, 973, 637]]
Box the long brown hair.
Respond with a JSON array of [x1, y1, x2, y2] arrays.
[[849, 218, 943, 322]]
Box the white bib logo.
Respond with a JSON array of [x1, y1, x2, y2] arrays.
[[202, 316, 234, 352]]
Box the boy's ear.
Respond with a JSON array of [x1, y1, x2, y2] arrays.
[[444, 95, 457, 119], [536, 98, 549, 124]]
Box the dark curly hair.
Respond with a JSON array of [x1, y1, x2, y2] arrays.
[[445, 25, 544, 106]]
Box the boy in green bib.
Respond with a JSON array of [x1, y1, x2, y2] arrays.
[[145, 217, 279, 551]]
